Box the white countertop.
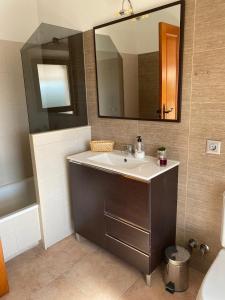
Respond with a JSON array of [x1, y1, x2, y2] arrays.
[[67, 151, 179, 182]]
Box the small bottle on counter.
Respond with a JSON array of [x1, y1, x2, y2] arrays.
[[157, 147, 167, 166], [135, 136, 145, 159]]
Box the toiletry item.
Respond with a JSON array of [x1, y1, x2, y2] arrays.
[[157, 147, 167, 166], [135, 151, 145, 159], [135, 136, 145, 159]]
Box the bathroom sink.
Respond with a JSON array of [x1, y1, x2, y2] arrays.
[[88, 152, 148, 169], [68, 150, 180, 182]]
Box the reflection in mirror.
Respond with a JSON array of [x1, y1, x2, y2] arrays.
[[94, 2, 183, 121], [37, 64, 71, 109]]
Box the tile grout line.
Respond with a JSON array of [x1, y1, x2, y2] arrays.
[[194, 45, 225, 55], [28, 239, 99, 299], [184, 0, 198, 245], [117, 276, 140, 300]]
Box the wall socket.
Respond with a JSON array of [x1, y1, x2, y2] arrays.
[[206, 140, 221, 155]]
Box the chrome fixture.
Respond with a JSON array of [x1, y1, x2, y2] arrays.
[[188, 239, 210, 256], [121, 144, 133, 156], [118, 0, 150, 21], [200, 244, 210, 256], [188, 238, 198, 252], [119, 0, 134, 17]]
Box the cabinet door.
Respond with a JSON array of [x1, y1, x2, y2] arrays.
[[104, 173, 150, 230], [69, 163, 106, 247]]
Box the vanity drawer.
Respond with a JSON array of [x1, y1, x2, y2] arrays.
[[105, 214, 150, 254], [104, 174, 150, 230], [105, 234, 150, 274]]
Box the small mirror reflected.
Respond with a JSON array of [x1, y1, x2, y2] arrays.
[[94, 2, 183, 121]]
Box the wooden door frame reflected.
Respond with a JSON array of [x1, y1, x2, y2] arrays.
[[159, 22, 180, 120]]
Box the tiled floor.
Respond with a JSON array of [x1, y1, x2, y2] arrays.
[[3, 235, 204, 300]]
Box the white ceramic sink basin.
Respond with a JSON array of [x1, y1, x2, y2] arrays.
[[88, 152, 148, 169], [68, 150, 180, 182]]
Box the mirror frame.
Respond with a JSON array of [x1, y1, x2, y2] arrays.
[[93, 0, 185, 122]]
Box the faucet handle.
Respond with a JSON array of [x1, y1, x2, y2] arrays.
[[126, 144, 133, 154], [121, 144, 133, 156], [199, 244, 210, 256]]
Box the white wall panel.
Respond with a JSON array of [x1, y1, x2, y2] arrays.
[[30, 126, 91, 248]]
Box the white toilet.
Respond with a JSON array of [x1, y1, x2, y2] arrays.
[[197, 192, 225, 300]]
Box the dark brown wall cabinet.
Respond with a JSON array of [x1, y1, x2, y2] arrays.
[[69, 163, 178, 279]]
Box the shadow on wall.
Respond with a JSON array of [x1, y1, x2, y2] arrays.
[[0, 38, 33, 188]]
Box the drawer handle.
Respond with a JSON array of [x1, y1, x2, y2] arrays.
[[106, 234, 149, 257], [105, 213, 150, 234]]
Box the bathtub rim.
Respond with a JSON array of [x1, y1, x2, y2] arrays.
[[0, 177, 37, 218], [0, 203, 39, 223]]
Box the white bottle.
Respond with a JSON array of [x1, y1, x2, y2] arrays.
[[135, 136, 145, 159]]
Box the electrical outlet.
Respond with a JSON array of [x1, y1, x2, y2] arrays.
[[206, 140, 221, 155]]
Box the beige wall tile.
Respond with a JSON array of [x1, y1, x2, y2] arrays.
[[194, 0, 225, 53], [182, 0, 225, 272], [183, 0, 196, 50], [192, 49, 225, 103], [177, 199, 186, 228], [185, 219, 221, 273], [182, 48, 194, 90]]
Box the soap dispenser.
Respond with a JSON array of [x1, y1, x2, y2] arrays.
[[135, 136, 145, 159]]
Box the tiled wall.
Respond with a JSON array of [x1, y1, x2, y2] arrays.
[[84, 0, 225, 273], [185, 0, 225, 272], [0, 39, 33, 187]]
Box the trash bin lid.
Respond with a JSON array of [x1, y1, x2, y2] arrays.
[[165, 246, 190, 266]]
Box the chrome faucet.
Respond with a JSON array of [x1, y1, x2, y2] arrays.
[[121, 144, 133, 156]]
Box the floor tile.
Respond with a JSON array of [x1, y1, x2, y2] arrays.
[[63, 248, 139, 299], [120, 268, 204, 300], [2, 235, 204, 300]]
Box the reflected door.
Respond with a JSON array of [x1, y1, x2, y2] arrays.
[[159, 22, 180, 120]]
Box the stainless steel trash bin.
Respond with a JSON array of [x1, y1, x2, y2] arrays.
[[164, 246, 191, 293]]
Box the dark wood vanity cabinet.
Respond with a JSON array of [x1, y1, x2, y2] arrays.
[[69, 162, 178, 276]]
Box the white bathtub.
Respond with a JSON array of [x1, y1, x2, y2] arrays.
[[0, 178, 41, 261]]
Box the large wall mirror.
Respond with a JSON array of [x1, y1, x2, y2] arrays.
[[94, 1, 184, 122]]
